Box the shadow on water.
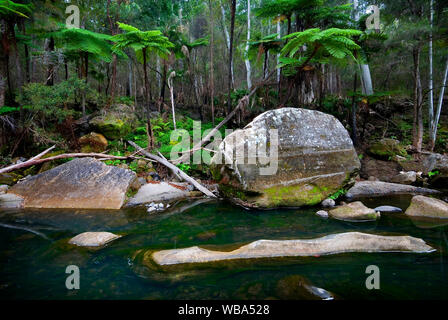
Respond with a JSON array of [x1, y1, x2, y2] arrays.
[[0, 196, 447, 300]]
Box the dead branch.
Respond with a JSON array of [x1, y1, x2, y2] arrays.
[[0, 152, 128, 174], [128, 141, 216, 198]]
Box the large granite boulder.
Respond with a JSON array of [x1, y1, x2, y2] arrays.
[[210, 108, 360, 209], [405, 195, 448, 219], [9, 158, 136, 209]]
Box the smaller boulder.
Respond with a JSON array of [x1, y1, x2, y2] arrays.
[[329, 201, 380, 222], [0, 185, 8, 193], [316, 210, 329, 219], [126, 182, 190, 206], [374, 205, 403, 213], [405, 195, 448, 219], [321, 198, 336, 208], [391, 171, 417, 185], [69, 232, 121, 247], [78, 132, 108, 153], [368, 138, 407, 160], [0, 193, 23, 209]]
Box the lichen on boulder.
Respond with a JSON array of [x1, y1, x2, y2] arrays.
[[210, 108, 360, 209], [79, 132, 108, 153], [405, 195, 448, 219]]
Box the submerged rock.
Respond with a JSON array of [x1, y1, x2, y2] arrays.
[[374, 205, 403, 213], [126, 182, 191, 207], [405, 195, 448, 219], [276, 275, 334, 300], [8, 158, 136, 209], [210, 108, 360, 209], [329, 201, 380, 222], [69, 232, 121, 247], [152, 232, 434, 265], [346, 181, 440, 200]]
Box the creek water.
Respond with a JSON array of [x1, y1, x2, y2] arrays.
[[0, 195, 447, 300]]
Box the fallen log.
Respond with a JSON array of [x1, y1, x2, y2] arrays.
[[128, 141, 216, 198], [0, 152, 128, 174]]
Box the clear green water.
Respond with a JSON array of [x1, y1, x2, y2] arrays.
[[0, 195, 447, 300]]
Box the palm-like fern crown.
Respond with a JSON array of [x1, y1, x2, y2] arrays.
[[248, 33, 283, 64], [0, 0, 32, 18], [113, 22, 174, 62], [255, 0, 323, 18], [280, 28, 362, 75], [50, 28, 115, 62]]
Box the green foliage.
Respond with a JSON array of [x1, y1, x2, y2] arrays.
[[16, 77, 90, 122], [50, 28, 116, 62], [247, 33, 283, 65], [428, 170, 440, 178], [113, 22, 174, 62], [328, 188, 348, 200], [280, 28, 362, 75], [0, 0, 32, 18]]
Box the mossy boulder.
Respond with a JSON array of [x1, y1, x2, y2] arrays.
[[210, 108, 360, 209], [0, 172, 21, 185], [329, 201, 380, 222], [90, 104, 137, 140], [368, 138, 407, 160], [79, 132, 108, 153]]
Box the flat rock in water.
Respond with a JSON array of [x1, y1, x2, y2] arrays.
[[0, 193, 24, 209], [374, 205, 403, 213], [210, 108, 360, 209], [276, 275, 334, 300], [152, 232, 434, 265], [69, 232, 121, 247], [329, 201, 380, 221], [126, 182, 190, 206], [9, 158, 136, 209], [346, 181, 440, 200], [405, 195, 448, 219]]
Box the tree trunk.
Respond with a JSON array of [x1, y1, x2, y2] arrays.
[[412, 46, 424, 152], [143, 47, 154, 150], [45, 37, 55, 86], [244, 0, 252, 90], [360, 64, 374, 95], [428, 0, 435, 145], [429, 56, 448, 150], [221, 2, 234, 87], [227, 0, 236, 114], [209, 0, 215, 126]]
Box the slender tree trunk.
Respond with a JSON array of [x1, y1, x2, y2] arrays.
[[430, 56, 448, 150], [428, 0, 435, 142], [143, 47, 154, 150], [45, 37, 54, 86], [412, 46, 424, 152], [209, 0, 215, 126], [221, 2, 234, 87], [227, 0, 236, 114], [351, 71, 358, 146], [244, 0, 252, 90]]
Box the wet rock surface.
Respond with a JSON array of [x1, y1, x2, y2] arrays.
[[152, 232, 434, 265], [374, 205, 403, 213], [346, 181, 440, 200], [405, 195, 448, 219], [329, 201, 380, 222], [126, 182, 191, 207], [211, 108, 360, 209], [9, 158, 136, 209], [69, 232, 121, 247], [276, 275, 334, 300]]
